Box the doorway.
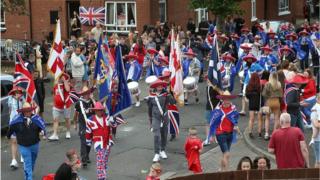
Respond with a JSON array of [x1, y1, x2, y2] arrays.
[[67, 0, 80, 38]]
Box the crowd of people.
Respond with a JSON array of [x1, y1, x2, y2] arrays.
[[5, 15, 320, 180]]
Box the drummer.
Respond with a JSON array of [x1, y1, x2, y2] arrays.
[[279, 45, 296, 63], [219, 53, 237, 92], [182, 48, 201, 105], [259, 45, 278, 72], [240, 27, 254, 44], [124, 51, 142, 107], [146, 48, 160, 77], [157, 56, 169, 76]]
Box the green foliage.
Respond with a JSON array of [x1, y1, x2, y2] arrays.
[[2, 0, 27, 15], [189, 0, 244, 19]]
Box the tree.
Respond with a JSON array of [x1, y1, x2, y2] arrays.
[[2, 0, 27, 15], [189, 0, 244, 30]]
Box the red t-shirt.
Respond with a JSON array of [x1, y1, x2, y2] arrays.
[[133, 45, 146, 65], [184, 136, 203, 173], [53, 83, 72, 109], [302, 79, 316, 99], [268, 127, 305, 169], [216, 106, 234, 135]]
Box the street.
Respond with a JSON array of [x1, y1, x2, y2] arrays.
[[1, 76, 315, 179]]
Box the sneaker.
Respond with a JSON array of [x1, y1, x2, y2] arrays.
[[20, 156, 24, 163], [66, 131, 71, 139], [48, 134, 59, 141], [10, 159, 18, 169], [264, 134, 270, 141], [203, 139, 211, 146], [160, 151, 168, 159], [135, 101, 141, 107], [239, 111, 246, 116], [184, 100, 189, 105], [153, 154, 160, 162]]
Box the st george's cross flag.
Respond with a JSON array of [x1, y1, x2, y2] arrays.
[[169, 30, 184, 106], [79, 6, 105, 26], [47, 19, 65, 81]]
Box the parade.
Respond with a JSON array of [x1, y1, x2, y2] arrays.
[[1, 0, 320, 180]]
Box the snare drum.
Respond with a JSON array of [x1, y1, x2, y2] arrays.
[[183, 76, 196, 91], [128, 81, 140, 95], [145, 75, 158, 84]]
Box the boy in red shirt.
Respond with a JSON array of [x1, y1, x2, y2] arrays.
[[184, 127, 203, 173]]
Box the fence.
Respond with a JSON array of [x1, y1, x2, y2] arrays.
[[169, 168, 320, 180]]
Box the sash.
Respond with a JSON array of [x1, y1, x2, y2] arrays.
[[80, 100, 89, 122], [155, 96, 164, 127]]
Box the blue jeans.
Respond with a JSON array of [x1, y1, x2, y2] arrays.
[[216, 133, 233, 153], [19, 143, 39, 180], [313, 141, 320, 163], [301, 97, 316, 124]]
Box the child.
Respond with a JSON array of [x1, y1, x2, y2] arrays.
[[184, 127, 203, 174], [310, 94, 320, 145], [146, 163, 162, 180]]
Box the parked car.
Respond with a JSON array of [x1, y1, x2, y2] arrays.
[[1, 74, 14, 129]]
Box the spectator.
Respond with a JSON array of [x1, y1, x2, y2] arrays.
[[246, 73, 261, 138], [146, 163, 162, 180], [198, 17, 209, 38], [310, 93, 320, 168], [4, 39, 13, 61], [252, 156, 271, 170], [187, 18, 196, 35], [268, 113, 309, 169], [91, 22, 103, 43], [262, 73, 283, 140], [54, 149, 81, 180], [301, 69, 317, 128], [33, 71, 45, 118], [133, 37, 146, 65], [184, 127, 203, 174], [40, 40, 50, 79], [236, 156, 252, 170], [70, 18, 81, 38], [71, 47, 85, 92], [119, 37, 130, 57]]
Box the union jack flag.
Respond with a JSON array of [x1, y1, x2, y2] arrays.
[[14, 53, 38, 105], [167, 104, 180, 135], [79, 6, 105, 26]]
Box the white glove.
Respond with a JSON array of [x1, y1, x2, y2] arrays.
[[150, 127, 153, 132]]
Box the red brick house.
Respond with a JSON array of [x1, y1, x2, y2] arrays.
[[1, 0, 317, 42]]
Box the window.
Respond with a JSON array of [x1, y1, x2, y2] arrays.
[[105, 1, 136, 33], [0, 9, 5, 32], [159, 0, 166, 23], [50, 11, 59, 24], [278, 0, 290, 16], [251, 0, 257, 21], [195, 8, 208, 28]]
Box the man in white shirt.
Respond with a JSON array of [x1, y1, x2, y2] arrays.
[[71, 47, 84, 92]]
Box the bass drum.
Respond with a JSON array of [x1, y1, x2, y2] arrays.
[[183, 76, 197, 92], [128, 81, 140, 95]]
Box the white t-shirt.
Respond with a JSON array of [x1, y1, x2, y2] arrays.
[[311, 103, 320, 141]]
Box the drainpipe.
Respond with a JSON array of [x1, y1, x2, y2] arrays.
[[29, 0, 33, 41], [264, 0, 267, 20]]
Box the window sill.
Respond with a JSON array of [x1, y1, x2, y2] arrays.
[[278, 11, 290, 16], [0, 27, 7, 32], [251, 17, 257, 22]]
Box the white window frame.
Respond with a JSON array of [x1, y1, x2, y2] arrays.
[[195, 8, 208, 25], [0, 10, 6, 32], [278, 0, 290, 16], [105, 1, 137, 33], [251, 0, 257, 22], [159, 0, 167, 23]]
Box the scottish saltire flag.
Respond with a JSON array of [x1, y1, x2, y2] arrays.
[[167, 104, 180, 135], [94, 37, 111, 100], [208, 34, 222, 88], [79, 6, 105, 26], [169, 30, 184, 106], [14, 53, 38, 104], [47, 19, 64, 81], [106, 46, 132, 115]]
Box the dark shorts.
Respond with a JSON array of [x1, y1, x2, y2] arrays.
[[216, 132, 233, 153]]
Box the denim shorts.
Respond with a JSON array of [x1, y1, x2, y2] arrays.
[[216, 132, 233, 153], [313, 141, 320, 163], [52, 108, 71, 119], [205, 110, 211, 124]]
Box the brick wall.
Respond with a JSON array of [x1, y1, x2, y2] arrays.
[[167, 0, 195, 30]]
